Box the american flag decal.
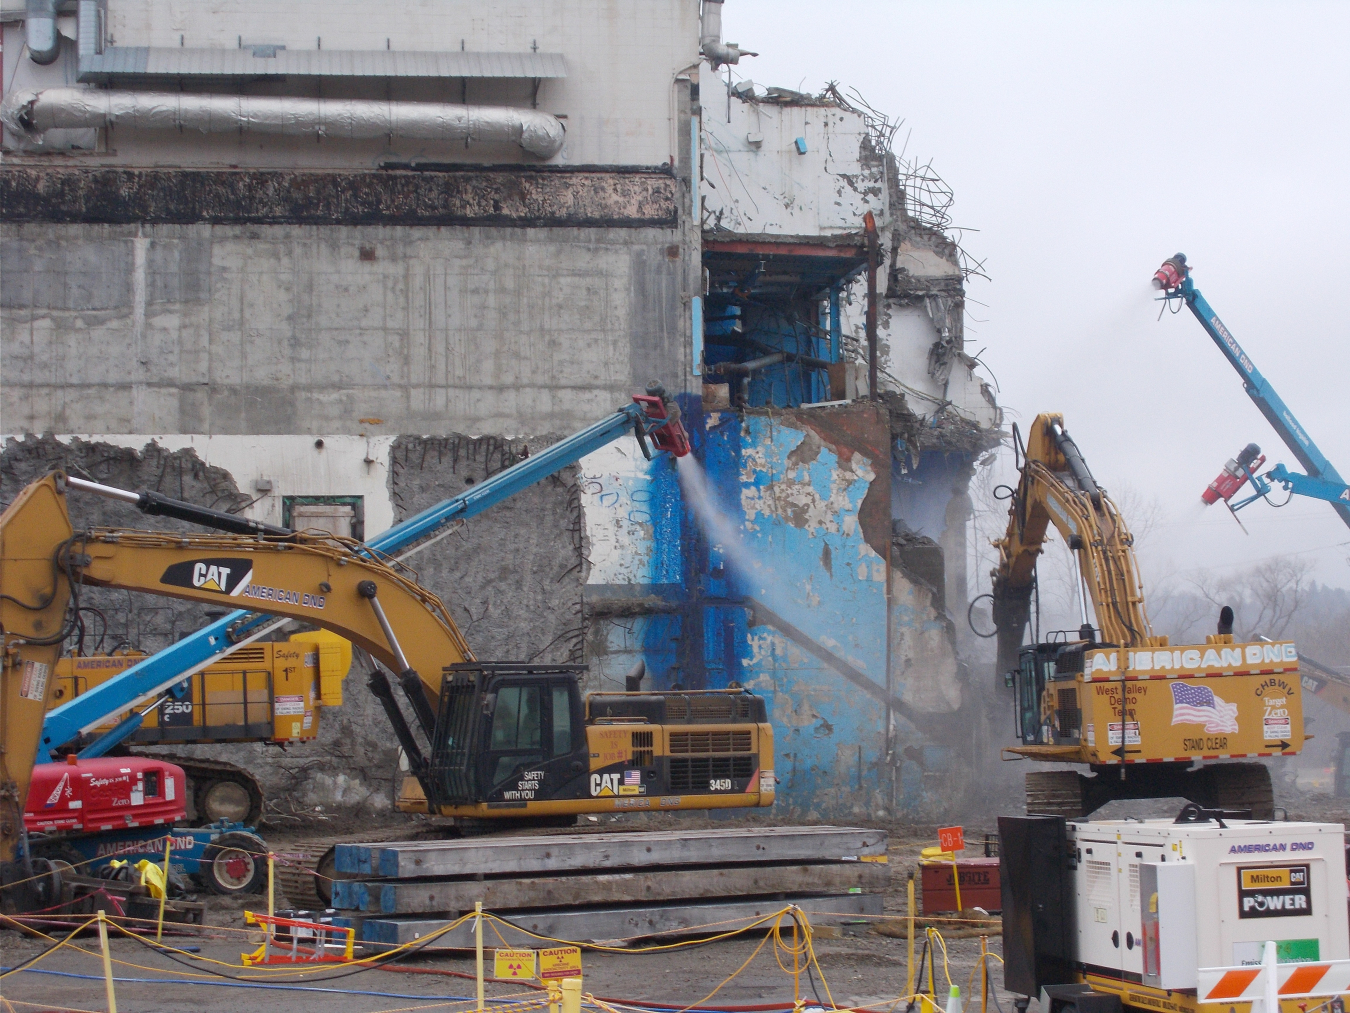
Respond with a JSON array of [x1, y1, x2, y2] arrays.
[[1171, 681, 1240, 734], [623, 769, 641, 786]]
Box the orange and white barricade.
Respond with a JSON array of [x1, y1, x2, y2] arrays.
[[242, 910, 355, 965], [1200, 942, 1350, 1006]]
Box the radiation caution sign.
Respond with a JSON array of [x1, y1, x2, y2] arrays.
[[538, 945, 582, 980], [493, 948, 537, 979]]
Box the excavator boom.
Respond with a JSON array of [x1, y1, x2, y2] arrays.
[[0, 477, 76, 874], [991, 413, 1156, 674], [1, 473, 472, 865], [988, 413, 1301, 819], [41, 389, 689, 759]]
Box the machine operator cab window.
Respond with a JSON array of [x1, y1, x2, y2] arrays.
[[481, 675, 584, 798], [1013, 642, 1076, 745], [489, 684, 542, 784], [1012, 637, 1092, 746]]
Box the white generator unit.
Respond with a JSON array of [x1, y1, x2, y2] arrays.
[[1001, 810, 1350, 1013], [1067, 815, 1348, 988]]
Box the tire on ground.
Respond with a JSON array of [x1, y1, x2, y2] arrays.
[[200, 832, 267, 895], [195, 777, 260, 824], [1026, 770, 1086, 818]]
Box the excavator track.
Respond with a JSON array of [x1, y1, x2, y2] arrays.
[[133, 752, 266, 827], [270, 827, 447, 909]]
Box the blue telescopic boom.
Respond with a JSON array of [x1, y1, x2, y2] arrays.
[[1154, 253, 1350, 530], [41, 398, 674, 758]]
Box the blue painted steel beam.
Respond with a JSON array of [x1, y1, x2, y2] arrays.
[[43, 402, 656, 757], [1175, 273, 1350, 530]]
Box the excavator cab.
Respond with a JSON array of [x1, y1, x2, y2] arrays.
[[384, 662, 773, 819], [426, 664, 590, 809], [1010, 640, 1087, 747]]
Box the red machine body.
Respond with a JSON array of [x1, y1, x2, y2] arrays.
[[1202, 443, 1264, 505], [1152, 253, 1188, 292], [25, 756, 187, 834], [633, 393, 691, 457]]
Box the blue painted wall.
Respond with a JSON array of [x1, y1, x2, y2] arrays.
[[584, 401, 920, 817]]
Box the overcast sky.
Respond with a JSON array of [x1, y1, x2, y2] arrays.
[[721, 1, 1350, 591]]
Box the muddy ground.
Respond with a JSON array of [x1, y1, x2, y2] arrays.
[[6, 796, 1347, 1013], [1, 815, 1010, 1013]]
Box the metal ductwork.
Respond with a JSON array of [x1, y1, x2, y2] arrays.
[[25, 0, 61, 64], [700, 0, 755, 68], [0, 88, 567, 158]]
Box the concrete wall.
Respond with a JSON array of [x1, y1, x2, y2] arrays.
[[700, 91, 884, 236], [699, 88, 999, 432], [1, 0, 699, 167], [0, 2, 1006, 819], [1, 221, 687, 435], [581, 401, 991, 818]]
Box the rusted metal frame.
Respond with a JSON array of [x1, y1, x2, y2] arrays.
[[701, 239, 867, 259]]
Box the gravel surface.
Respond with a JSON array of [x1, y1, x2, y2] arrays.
[[14, 796, 1346, 1013], [1, 820, 1014, 1013]]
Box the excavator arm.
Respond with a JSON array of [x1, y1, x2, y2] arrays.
[[41, 388, 688, 761], [991, 413, 1160, 675], [1, 472, 473, 864], [0, 477, 77, 872]]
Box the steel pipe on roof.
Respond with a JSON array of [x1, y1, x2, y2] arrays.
[[24, 0, 60, 64], [1, 87, 566, 158]]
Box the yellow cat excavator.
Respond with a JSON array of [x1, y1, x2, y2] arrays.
[[0, 471, 774, 909], [989, 413, 1301, 818]]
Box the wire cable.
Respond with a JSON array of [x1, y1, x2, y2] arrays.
[[0, 915, 98, 980]]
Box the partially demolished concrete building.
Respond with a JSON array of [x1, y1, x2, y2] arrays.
[[0, 0, 1001, 818]]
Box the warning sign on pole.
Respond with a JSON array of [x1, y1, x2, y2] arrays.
[[937, 826, 965, 854], [494, 948, 537, 980], [539, 945, 583, 980], [937, 825, 966, 913]]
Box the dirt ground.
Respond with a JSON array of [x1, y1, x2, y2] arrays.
[[10, 795, 1350, 1013], [0, 817, 1014, 1013]]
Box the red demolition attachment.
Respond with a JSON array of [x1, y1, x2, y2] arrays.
[[633, 385, 691, 458], [1152, 253, 1189, 292], [1202, 443, 1264, 505]]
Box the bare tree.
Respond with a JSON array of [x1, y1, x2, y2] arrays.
[[1188, 556, 1316, 640], [1240, 557, 1316, 639]]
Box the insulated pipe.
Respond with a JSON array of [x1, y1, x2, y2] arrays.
[[1, 87, 566, 158], [714, 352, 787, 374], [25, 0, 61, 65], [707, 350, 832, 376], [700, 0, 755, 68]]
